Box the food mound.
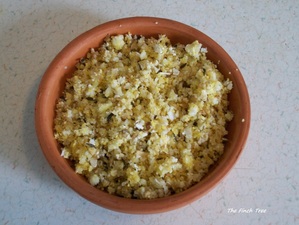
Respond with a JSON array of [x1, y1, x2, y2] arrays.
[[54, 33, 233, 199]]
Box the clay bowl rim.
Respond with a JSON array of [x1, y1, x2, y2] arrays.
[[35, 16, 250, 214]]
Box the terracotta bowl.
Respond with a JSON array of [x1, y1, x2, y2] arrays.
[[35, 17, 250, 214]]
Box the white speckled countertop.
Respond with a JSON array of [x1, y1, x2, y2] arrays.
[[0, 0, 298, 224]]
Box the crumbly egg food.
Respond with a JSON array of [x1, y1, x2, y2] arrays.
[[54, 33, 233, 199]]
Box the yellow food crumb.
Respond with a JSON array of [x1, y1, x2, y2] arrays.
[[54, 33, 233, 199]]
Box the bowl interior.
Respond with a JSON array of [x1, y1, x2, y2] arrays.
[[35, 17, 250, 214]]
